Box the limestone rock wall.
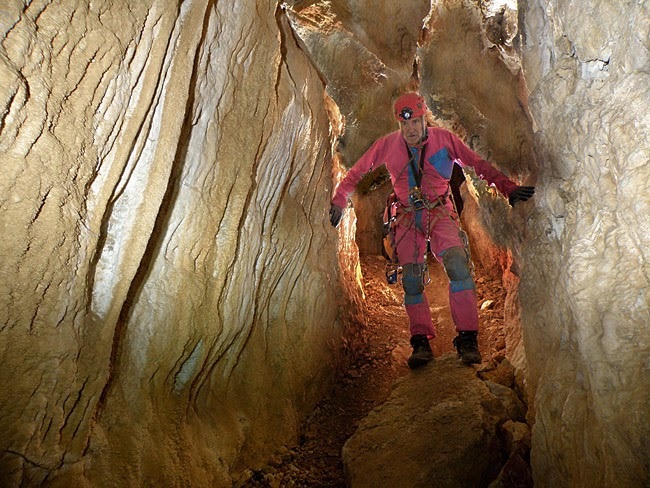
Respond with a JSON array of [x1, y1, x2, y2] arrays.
[[520, 1, 650, 486], [2, 0, 649, 487], [0, 2, 356, 486]]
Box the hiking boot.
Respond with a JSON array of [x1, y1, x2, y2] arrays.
[[453, 331, 482, 364], [407, 334, 434, 369]]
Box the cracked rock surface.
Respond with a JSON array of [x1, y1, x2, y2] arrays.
[[1, 2, 354, 486], [1, 1, 648, 487]]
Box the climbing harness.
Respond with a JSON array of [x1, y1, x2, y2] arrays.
[[382, 142, 475, 285], [383, 192, 400, 284]]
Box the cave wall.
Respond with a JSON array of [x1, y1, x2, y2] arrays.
[[520, 0, 650, 486], [1, 0, 648, 487], [0, 1, 358, 486], [286, 0, 430, 164]]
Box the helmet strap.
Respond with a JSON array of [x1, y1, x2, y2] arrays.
[[412, 117, 428, 148]]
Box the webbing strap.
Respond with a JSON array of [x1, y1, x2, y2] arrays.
[[403, 139, 426, 189], [398, 195, 447, 214]]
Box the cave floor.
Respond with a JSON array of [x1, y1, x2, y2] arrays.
[[241, 254, 509, 487]]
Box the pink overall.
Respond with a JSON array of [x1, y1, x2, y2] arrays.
[[332, 127, 517, 337]]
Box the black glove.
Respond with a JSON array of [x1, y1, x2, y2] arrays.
[[329, 204, 343, 227], [508, 186, 535, 206]]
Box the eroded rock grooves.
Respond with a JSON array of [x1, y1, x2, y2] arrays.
[[0, 1, 648, 487]]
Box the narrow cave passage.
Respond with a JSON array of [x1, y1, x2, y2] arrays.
[[239, 7, 535, 476], [0, 1, 647, 487], [240, 244, 528, 487]]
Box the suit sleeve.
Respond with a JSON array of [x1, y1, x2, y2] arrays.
[[331, 139, 386, 208], [446, 132, 518, 197]]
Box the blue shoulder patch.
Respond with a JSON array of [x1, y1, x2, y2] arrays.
[[428, 147, 454, 179]]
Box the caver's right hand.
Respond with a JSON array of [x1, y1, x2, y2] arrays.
[[329, 204, 343, 227]]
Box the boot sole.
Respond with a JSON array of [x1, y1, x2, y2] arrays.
[[407, 355, 433, 369], [459, 353, 482, 365], [406, 356, 433, 369]]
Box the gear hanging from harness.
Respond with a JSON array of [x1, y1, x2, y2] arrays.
[[383, 137, 474, 285]]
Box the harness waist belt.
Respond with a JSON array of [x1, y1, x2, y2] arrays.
[[399, 195, 447, 214]]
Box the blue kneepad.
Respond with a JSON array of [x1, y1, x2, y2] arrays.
[[441, 247, 475, 292], [402, 264, 425, 304]]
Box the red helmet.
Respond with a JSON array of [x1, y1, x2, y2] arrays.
[[394, 93, 428, 121]]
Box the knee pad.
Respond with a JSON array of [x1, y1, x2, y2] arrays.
[[441, 246, 471, 281], [441, 247, 474, 292], [402, 263, 425, 297]]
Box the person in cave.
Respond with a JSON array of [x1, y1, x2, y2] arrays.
[[328, 92, 534, 369]]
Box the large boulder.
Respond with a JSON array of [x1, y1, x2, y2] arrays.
[[342, 355, 526, 487]]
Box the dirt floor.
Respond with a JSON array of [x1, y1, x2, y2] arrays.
[[240, 253, 509, 487]]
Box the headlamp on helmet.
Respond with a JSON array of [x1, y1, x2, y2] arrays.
[[394, 93, 428, 122], [399, 107, 413, 120]]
